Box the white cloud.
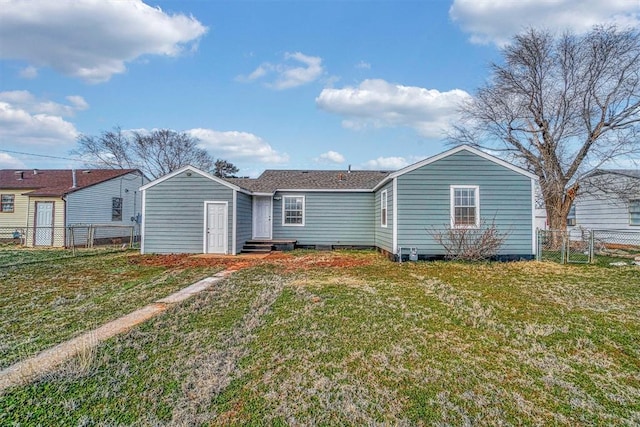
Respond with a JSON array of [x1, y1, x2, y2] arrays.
[[355, 60, 371, 70], [0, 91, 83, 146], [19, 66, 38, 79], [0, 91, 89, 117], [238, 52, 324, 90], [450, 0, 640, 46], [362, 154, 428, 170], [317, 150, 345, 164], [187, 128, 289, 164], [0, 0, 207, 83], [0, 153, 26, 169], [316, 79, 471, 138], [362, 156, 410, 170]]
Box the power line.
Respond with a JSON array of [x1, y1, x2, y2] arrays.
[[0, 148, 85, 162]]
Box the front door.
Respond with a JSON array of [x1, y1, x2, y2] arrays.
[[34, 202, 54, 246], [253, 196, 272, 239], [205, 202, 227, 254]]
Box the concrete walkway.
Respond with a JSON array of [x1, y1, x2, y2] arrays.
[[0, 269, 234, 393]]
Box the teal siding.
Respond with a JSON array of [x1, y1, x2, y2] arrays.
[[143, 171, 234, 254], [272, 192, 374, 246], [236, 191, 253, 252], [397, 151, 533, 256], [374, 181, 393, 252]]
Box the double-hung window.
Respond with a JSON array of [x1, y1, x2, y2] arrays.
[[380, 190, 388, 227], [283, 195, 305, 226], [112, 197, 123, 221], [451, 186, 479, 227], [0, 194, 14, 213], [630, 199, 640, 226]]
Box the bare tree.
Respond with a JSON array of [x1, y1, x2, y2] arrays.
[[131, 129, 213, 179], [73, 128, 235, 180], [451, 26, 640, 230], [73, 127, 136, 170], [212, 159, 239, 178]]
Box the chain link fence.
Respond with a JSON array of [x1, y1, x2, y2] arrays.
[[0, 225, 138, 250], [537, 228, 640, 264]]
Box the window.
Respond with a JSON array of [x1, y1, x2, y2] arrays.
[[380, 190, 388, 227], [451, 186, 479, 227], [567, 205, 576, 226], [0, 194, 14, 213], [112, 197, 123, 221], [283, 195, 304, 226], [630, 199, 640, 226]]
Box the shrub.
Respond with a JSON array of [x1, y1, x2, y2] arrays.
[[429, 220, 509, 261]]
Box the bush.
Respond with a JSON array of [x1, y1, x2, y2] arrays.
[[429, 220, 509, 261]]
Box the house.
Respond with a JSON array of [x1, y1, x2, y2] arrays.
[[0, 168, 146, 246], [570, 169, 640, 230], [140, 145, 537, 260]]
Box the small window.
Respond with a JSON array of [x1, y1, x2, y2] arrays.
[[630, 199, 640, 226], [451, 186, 479, 227], [567, 205, 576, 226], [112, 197, 123, 221], [0, 194, 14, 213], [380, 190, 388, 227], [283, 195, 304, 226]]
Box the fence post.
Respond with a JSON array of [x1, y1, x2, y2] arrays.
[[70, 226, 76, 256], [589, 230, 595, 263]]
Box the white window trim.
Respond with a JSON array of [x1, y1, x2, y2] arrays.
[[282, 195, 305, 227], [380, 190, 388, 228], [450, 185, 480, 228], [629, 199, 640, 226]]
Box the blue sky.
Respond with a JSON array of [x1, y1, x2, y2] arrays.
[[1, 0, 638, 177]]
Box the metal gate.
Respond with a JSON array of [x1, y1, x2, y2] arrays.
[[537, 229, 592, 264]]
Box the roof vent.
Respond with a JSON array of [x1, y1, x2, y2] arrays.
[[82, 170, 91, 174], [338, 173, 345, 181], [33, 169, 38, 175], [14, 171, 23, 180], [348, 165, 351, 173], [301, 171, 309, 174]]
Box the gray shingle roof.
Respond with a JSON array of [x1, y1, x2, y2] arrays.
[[0, 169, 140, 196], [225, 169, 391, 192], [605, 169, 640, 179]]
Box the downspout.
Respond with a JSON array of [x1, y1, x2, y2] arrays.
[[392, 177, 398, 256], [63, 195, 67, 247], [232, 190, 237, 255]]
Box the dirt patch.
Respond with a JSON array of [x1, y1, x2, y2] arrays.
[[131, 251, 377, 272], [256, 252, 377, 273]]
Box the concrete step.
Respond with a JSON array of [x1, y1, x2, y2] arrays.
[[241, 247, 272, 254]]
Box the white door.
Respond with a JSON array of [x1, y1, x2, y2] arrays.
[[253, 196, 272, 239], [205, 202, 227, 254], [35, 202, 54, 246]]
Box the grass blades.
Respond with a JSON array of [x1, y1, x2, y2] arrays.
[[1, 251, 639, 425], [0, 252, 222, 368]]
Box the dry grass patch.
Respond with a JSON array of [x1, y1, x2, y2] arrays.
[[0, 252, 223, 368], [2, 252, 639, 425]]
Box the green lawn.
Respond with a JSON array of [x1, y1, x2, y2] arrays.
[[0, 251, 223, 369], [1, 251, 639, 425]]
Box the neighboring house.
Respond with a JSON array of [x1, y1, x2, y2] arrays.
[[0, 169, 146, 246], [140, 145, 537, 260], [570, 169, 640, 230]]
